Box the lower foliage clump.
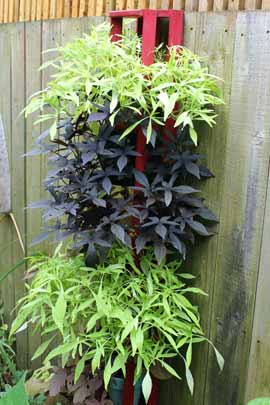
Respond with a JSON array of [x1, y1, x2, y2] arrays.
[[11, 245, 223, 402]]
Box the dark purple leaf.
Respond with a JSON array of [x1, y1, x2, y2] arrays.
[[174, 186, 199, 195], [197, 208, 218, 222], [155, 223, 167, 239], [87, 112, 108, 122], [164, 190, 172, 207], [111, 223, 125, 243], [185, 161, 200, 179], [117, 155, 128, 172], [187, 220, 210, 236], [102, 177, 112, 194], [134, 170, 149, 187], [31, 232, 52, 246], [154, 243, 167, 263], [49, 369, 67, 396]]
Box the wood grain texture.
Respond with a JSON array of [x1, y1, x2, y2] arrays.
[[25, 20, 43, 369], [172, 0, 185, 8], [0, 24, 14, 329], [115, 0, 127, 9], [159, 14, 237, 405], [245, 0, 261, 8], [228, 0, 244, 10], [185, 0, 199, 10], [199, 0, 213, 10], [138, 0, 149, 7], [42, 0, 50, 19], [31, 0, 37, 19], [204, 12, 270, 405], [10, 22, 28, 369], [72, 0, 79, 17], [87, 0, 96, 14], [244, 15, 270, 403], [261, 0, 270, 8], [56, 0, 64, 18], [213, 0, 228, 9]]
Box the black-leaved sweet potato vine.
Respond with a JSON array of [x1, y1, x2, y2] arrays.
[[28, 112, 217, 263]]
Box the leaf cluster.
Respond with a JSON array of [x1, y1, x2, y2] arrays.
[[29, 112, 217, 263], [11, 246, 224, 401], [49, 366, 112, 404], [24, 23, 223, 145]]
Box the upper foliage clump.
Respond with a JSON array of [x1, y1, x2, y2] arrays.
[[25, 23, 223, 145]]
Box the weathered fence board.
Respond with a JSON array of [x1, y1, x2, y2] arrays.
[[2, 0, 270, 23], [0, 13, 270, 404], [25, 20, 43, 370], [204, 12, 270, 405]]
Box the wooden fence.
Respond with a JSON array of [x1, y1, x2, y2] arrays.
[[1, 0, 270, 24], [0, 13, 270, 405]]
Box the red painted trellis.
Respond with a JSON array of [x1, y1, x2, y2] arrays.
[[110, 9, 184, 405]]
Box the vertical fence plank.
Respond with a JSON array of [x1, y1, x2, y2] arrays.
[[0, 24, 14, 330], [244, 17, 270, 404], [116, 0, 127, 8], [261, 0, 270, 8], [0, 0, 3, 23], [56, 0, 64, 18], [8, 0, 14, 22], [228, 0, 244, 10], [185, 0, 199, 11], [172, 0, 185, 8], [204, 12, 270, 405], [25, 0, 31, 20], [176, 13, 237, 405], [36, 0, 42, 19], [199, 0, 213, 10], [126, 0, 136, 8], [149, 0, 161, 7], [157, 13, 199, 405], [50, 0, 57, 18], [138, 0, 149, 7], [160, 0, 171, 8], [64, 0, 70, 17], [105, 0, 115, 13], [79, 0, 86, 16], [72, 0, 79, 17], [87, 0, 96, 14], [25, 20, 43, 369], [10, 21, 28, 369], [42, 0, 50, 19], [245, 0, 262, 8], [3, 0, 9, 22], [96, 0, 105, 14], [245, 163, 270, 401], [13, 0, 20, 21], [31, 0, 37, 20], [213, 0, 228, 9]]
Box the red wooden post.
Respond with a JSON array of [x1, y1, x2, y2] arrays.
[[109, 9, 184, 405]]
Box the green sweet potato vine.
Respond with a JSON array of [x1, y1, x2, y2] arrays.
[[11, 245, 223, 400], [25, 23, 223, 145]]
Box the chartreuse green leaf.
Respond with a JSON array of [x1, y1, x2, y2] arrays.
[[52, 289, 66, 334], [189, 127, 198, 146], [159, 361, 181, 380], [11, 246, 223, 397], [248, 399, 270, 405], [142, 371, 152, 404], [0, 374, 28, 405], [74, 354, 87, 383], [25, 23, 223, 145], [32, 336, 55, 360], [213, 346, 224, 372]]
